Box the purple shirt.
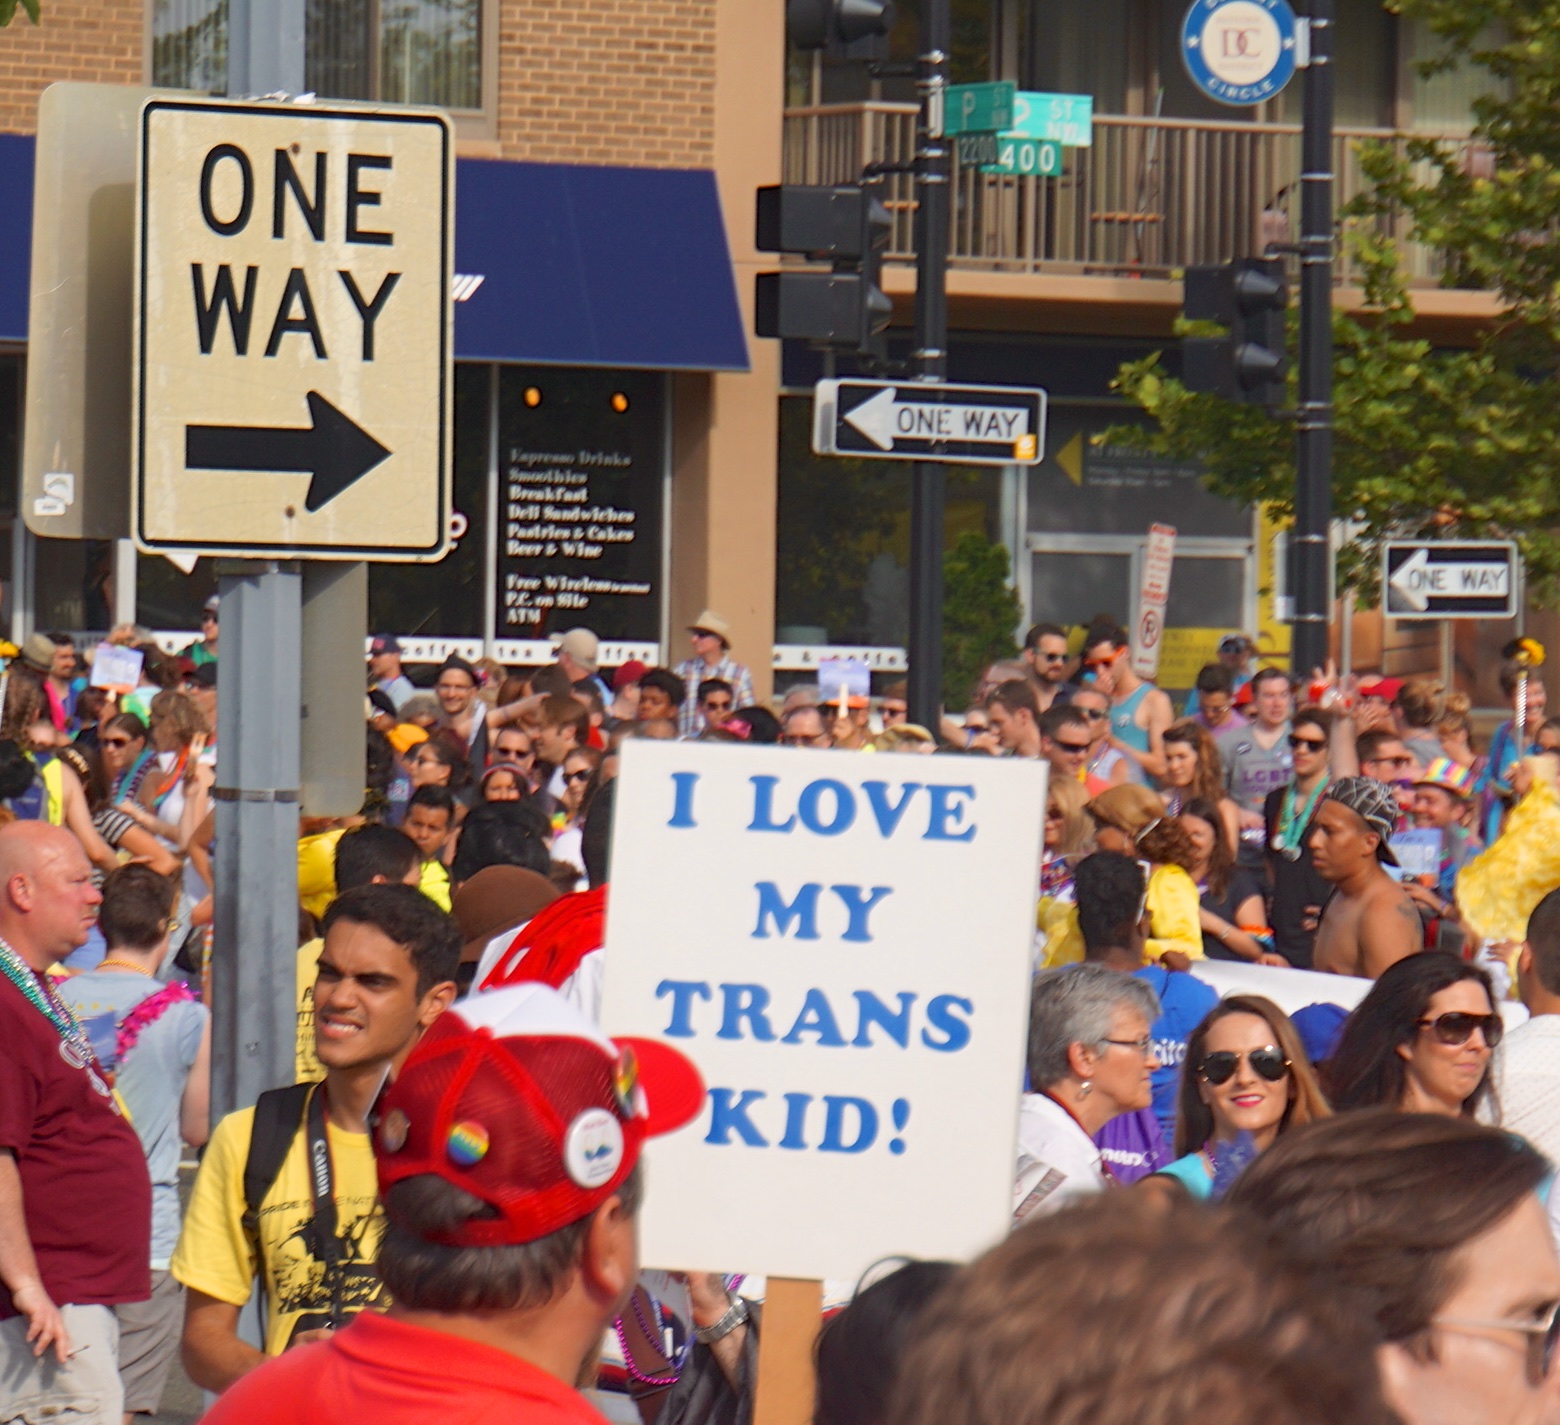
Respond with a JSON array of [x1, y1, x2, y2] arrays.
[[1094, 1108, 1169, 1185]]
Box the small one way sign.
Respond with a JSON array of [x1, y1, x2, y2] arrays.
[[814, 379, 1047, 467], [132, 96, 452, 560]]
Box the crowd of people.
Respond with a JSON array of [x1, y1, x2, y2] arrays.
[[4, 604, 1560, 1425]]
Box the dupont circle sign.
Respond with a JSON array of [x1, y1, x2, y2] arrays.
[[1181, 0, 1299, 107]]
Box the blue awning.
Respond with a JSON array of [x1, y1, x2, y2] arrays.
[[0, 134, 749, 372]]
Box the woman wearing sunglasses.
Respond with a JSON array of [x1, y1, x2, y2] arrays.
[[1149, 995, 1329, 1200], [1326, 952, 1501, 1118], [1231, 1112, 1560, 1425]]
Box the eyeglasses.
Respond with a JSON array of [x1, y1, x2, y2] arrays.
[[1053, 739, 1090, 755], [1418, 1010, 1504, 1049], [1435, 1301, 1560, 1388], [1288, 734, 1328, 752], [1198, 1046, 1290, 1085], [1100, 1036, 1154, 1058], [1367, 755, 1415, 770], [1074, 707, 1107, 722], [496, 746, 533, 762], [1038, 651, 1068, 663], [564, 768, 593, 785]]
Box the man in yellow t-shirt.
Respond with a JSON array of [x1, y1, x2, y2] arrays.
[[173, 884, 459, 1392], [294, 825, 423, 1082]]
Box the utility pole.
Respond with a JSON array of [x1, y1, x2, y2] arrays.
[[907, 0, 951, 729], [1292, 0, 1334, 679]]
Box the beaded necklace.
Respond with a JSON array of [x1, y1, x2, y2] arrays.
[[0, 936, 101, 1070], [1273, 776, 1329, 862]]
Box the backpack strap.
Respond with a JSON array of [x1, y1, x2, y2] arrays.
[[242, 1081, 314, 1247]]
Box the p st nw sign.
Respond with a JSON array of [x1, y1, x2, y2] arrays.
[[133, 96, 453, 560]]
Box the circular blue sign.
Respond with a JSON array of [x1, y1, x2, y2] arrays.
[[1181, 0, 1299, 107]]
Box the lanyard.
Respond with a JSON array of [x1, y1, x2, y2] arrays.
[[305, 1085, 346, 1327], [1275, 777, 1329, 860]]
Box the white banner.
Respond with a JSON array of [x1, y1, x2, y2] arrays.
[[600, 740, 1046, 1281]]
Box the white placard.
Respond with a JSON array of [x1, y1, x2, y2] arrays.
[[1131, 523, 1177, 680], [89, 642, 144, 692], [600, 740, 1045, 1281], [817, 658, 870, 706]]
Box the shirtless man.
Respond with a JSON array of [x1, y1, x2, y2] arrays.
[[1308, 777, 1423, 979]]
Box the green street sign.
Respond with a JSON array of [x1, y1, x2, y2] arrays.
[[981, 136, 1063, 177], [1010, 91, 1093, 147], [945, 81, 1015, 136]]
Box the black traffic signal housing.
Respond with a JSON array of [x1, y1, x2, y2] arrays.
[[1181, 257, 1288, 408], [787, 0, 896, 49], [754, 184, 893, 359]]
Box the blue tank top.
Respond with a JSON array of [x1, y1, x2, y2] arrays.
[[1110, 683, 1152, 782]]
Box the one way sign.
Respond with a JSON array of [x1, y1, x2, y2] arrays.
[[813, 379, 1047, 466], [133, 97, 452, 560], [1382, 540, 1518, 620]]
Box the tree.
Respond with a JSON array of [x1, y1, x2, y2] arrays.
[[1109, 2, 1560, 604], [0, 0, 40, 23], [941, 531, 1020, 708]]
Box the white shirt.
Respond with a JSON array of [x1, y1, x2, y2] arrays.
[[1014, 1092, 1106, 1222], [1500, 1016, 1560, 1161], [471, 922, 604, 1023]]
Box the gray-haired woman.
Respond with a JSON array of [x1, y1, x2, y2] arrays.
[[1015, 964, 1161, 1222]]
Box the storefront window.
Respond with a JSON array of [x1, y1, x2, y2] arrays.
[[775, 396, 1002, 645]]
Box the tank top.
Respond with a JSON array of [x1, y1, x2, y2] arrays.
[[1110, 683, 1152, 783]]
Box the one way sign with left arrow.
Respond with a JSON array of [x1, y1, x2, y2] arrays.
[[1382, 540, 1518, 620], [813, 379, 1048, 467], [132, 96, 452, 560]]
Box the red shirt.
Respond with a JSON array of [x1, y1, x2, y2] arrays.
[[0, 972, 150, 1316], [204, 1310, 615, 1425]]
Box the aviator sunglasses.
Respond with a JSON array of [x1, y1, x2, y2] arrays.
[[1418, 1010, 1503, 1049], [1197, 1046, 1290, 1085]]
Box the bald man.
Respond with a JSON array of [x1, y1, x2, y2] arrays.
[[0, 822, 151, 1424]]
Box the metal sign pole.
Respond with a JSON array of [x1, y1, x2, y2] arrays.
[[211, 561, 303, 1118], [908, 0, 951, 730]]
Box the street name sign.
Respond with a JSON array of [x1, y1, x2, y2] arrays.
[[983, 136, 1062, 177], [813, 380, 1047, 467], [133, 97, 453, 560], [1382, 540, 1517, 619], [1009, 91, 1093, 147], [944, 82, 1016, 136]]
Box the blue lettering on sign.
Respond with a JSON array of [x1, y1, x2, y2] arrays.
[[743, 777, 980, 840], [706, 1089, 768, 1146], [753, 882, 822, 940], [654, 979, 712, 1038]]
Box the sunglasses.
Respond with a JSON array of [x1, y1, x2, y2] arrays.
[[704, 700, 733, 712], [1418, 1010, 1503, 1048], [1037, 651, 1068, 663], [101, 736, 135, 749], [564, 768, 594, 785], [780, 733, 820, 746], [1435, 1302, 1560, 1388], [1053, 739, 1090, 754], [496, 747, 533, 761], [1288, 734, 1328, 752], [1075, 707, 1107, 722], [1199, 1046, 1290, 1085]]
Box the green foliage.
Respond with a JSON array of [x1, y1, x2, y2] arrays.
[[0, 0, 41, 22], [941, 531, 1020, 707], [1108, 3, 1560, 605]]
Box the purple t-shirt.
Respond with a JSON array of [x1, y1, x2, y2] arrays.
[[1094, 1108, 1169, 1185]]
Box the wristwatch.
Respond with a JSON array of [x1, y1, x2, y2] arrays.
[[693, 1295, 750, 1344]]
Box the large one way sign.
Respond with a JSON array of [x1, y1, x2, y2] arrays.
[[1382, 540, 1518, 619], [814, 379, 1047, 466], [133, 98, 452, 560]]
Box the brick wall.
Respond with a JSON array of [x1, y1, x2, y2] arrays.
[[0, 1, 143, 134], [495, 0, 716, 167]]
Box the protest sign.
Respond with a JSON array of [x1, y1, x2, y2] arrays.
[[90, 641, 144, 692], [600, 740, 1045, 1282]]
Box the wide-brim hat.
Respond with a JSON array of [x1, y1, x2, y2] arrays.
[[689, 609, 731, 645], [16, 632, 55, 674]]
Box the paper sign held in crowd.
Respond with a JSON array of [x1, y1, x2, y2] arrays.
[[601, 740, 1045, 1282]]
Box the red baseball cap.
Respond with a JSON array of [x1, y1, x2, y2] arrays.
[[1358, 676, 1404, 702], [612, 659, 649, 692], [376, 985, 704, 1247]]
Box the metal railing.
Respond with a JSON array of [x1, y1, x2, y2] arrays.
[[781, 103, 1475, 283]]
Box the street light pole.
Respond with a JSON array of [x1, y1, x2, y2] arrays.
[[1292, 0, 1334, 679], [906, 0, 950, 729]]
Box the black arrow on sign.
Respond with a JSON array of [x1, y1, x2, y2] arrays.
[[185, 391, 391, 513]]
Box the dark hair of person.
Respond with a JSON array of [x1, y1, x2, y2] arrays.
[[697, 678, 734, 703], [985, 679, 1040, 719], [364, 727, 395, 816], [1136, 814, 1198, 875], [407, 783, 458, 822], [1173, 995, 1330, 1158], [1039, 704, 1088, 740], [538, 693, 591, 743], [1073, 851, 1146, 956], [377, 1163, 641, 1312], [1249, 666, 1292, 695], [104, 712, 148, 745], [321, 882, 461, 998], [729, 705, 781, 744], [419, 733, 474, 793], [1228, 1111, 1549, 1361], [0, 740, 35, 802], [98, 863, 176, 952], [887, 1194, 1398, 1425], [334, 823, 419, 894], [1024, 622, 1066, 651], [1325, 952, 1498, 1117], [1181, 795, 1235, 899], [582, 777, 615, 888], [1163, 720, 1227, 807], [1498, 658, 1533, 698], [61, 744, 110, 813], [815, 1261, 959, 1425], [1291, 705, 1334, 739], [639, 667, 686, 709], [1354, 727, 1404, 764], [1, 673, 45, 744], [529, 663, 574, 699], [1082, 619, 1129, 653], [74, 687, 111, 728], [571, 680, 605, 716], [1195, 662, 1234, 696], [1526, 887, 1560, 994], [448, 800, 551, 883], [44, 631, 74, 650]]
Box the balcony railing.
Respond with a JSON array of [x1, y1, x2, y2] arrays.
[[781, 103, 1474, 285]]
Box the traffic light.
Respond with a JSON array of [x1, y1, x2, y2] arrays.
[[754, 184, 893, 358], [1181, 257, 1288, 407], [787, 0, 896, 49]]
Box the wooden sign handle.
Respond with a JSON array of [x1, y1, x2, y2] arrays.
[[753, 1277, 823, 1425]]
